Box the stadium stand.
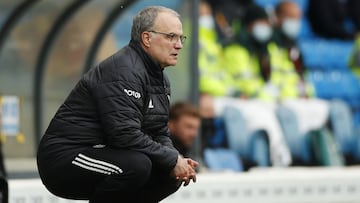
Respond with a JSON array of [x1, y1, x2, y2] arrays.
[[252, 0, 360, 168]]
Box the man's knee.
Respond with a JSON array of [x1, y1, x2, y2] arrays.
[[95, 152, 152, 194], [127, 152, 152, 185]]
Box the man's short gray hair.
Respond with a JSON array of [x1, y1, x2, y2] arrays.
[[131, 6, 180, 43]]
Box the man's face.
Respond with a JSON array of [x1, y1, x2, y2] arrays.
[[169, 115, 200, 148], [146, 12, 184, 68], [278, 3, 302, 24], [277, 3, 302, 39]]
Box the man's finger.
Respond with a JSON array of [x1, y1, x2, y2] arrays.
[[191, 160, 199, 168], [188, 172, 196, 183], [192, 174, 197, 183], [184, 177, 191, 186], [187, 159, 199, 168]]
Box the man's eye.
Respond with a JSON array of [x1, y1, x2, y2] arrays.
[[169, 34, 175, 38]]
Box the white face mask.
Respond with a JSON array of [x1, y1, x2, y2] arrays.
[[252, 23, 273, 43], [282, 18, 301, 39], [199, 15, 215, 30]]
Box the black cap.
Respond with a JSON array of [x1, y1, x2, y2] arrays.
[[243, 4, 268, 26]]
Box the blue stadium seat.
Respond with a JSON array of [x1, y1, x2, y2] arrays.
[[203, 148, 243, 171], [276, 106, 312, 163], [249, 130, 271, 167], [299, 17, 315, 38], [254, 0, 308, 11], [254, 0, 279, 8], [329, 100, 360, 161], [308, 71, 333, 99], [342, 72, 360, 107], [223, 106, 271, 167], [299, 39, 354, 70], [354, 110, 360, 128], [222, 107, 247, 156], [309, 70, 360, 150], [308, 70, 360, 103]]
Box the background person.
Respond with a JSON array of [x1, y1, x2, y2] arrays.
[[273, 0, 314, 98], [220, 5, 293, 166], [198, 0, 233, 151], [169, 102, 201, 157]]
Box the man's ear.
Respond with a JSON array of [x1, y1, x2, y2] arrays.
[[142, 32, 151, 48]]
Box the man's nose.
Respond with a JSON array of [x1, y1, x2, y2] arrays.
[[174, 39, 183, 49]]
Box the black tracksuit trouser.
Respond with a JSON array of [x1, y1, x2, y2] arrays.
[[37, 145, 180, 203]]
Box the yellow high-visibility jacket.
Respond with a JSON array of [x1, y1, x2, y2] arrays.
[[224, 41, 312, 101], [199, 26, 234, 97]]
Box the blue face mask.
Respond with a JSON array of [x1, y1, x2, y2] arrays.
[[282, 18, 301, 39], [199, 15, 215, 30], [252, 23, 273, 43]]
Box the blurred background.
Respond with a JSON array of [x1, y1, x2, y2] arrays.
[[1, 0, 360, 202]]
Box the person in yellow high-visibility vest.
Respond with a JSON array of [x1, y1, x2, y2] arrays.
[[273, 1, 315, 98], [198, 1, 233, 98], [198, 1, 235, 119], [216, 4, 334, 168], [223, 4, 307, 102], [221, 4, 298, 166]]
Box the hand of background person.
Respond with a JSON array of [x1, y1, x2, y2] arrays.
[[171, 155, 198, 186]]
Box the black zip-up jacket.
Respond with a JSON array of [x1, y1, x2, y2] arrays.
[[37, 40, 179, 172]]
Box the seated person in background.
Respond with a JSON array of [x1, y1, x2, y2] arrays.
[[273, 0, 314, 98], [213, 5, 294, 167], [222, 4, 327, 167], [224, 4, 273, 100], [198, 0, 234, 101], [224, 4, 303, 101], [198, 0, 234, 149], [169, 102, 201, 157], [308, 0, 360, 40]]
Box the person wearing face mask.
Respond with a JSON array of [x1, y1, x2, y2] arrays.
[[223, 4, 277, 100], [272, 1, 342, 167], [198, 0, 235, 151], [220, 4, 335, 168], [274, 1, 302, 47], [273, 1, 314, 98], [224, 3, 310, 100], [198, 0, 233, 99], [219, 5, 293, 167]]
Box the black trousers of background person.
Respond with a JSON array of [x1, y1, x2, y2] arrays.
[[37, 145, 181, 203]]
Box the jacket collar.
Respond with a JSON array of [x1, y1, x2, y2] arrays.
[[129, 40, 164, 78]]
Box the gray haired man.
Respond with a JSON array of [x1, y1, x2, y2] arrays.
[[37, 6, 198, 203]]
